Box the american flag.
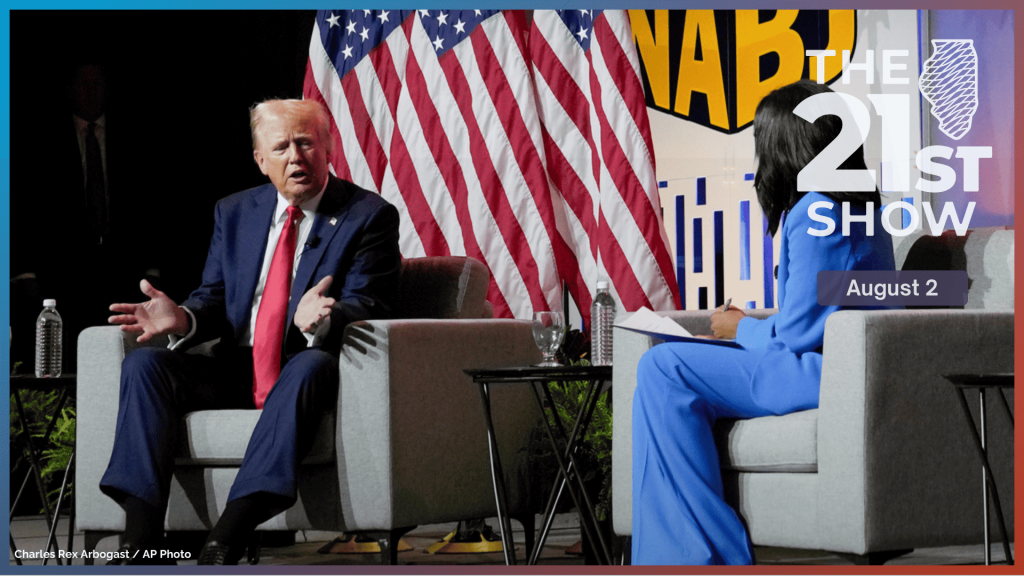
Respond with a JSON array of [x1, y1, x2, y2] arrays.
[[304, 9, 680, 323]]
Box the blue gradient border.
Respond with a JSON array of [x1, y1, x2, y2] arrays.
[[2, 7, 10, 574], [1, 0, 1021, 6], [1, 3, 1019, 575]]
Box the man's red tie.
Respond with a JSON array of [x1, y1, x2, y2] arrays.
[[252, 205, 304, 408]]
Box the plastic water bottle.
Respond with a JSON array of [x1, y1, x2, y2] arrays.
[[35, 299, 62, 378], [590, 282, 616, 366]]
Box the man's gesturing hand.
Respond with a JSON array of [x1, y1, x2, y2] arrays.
[[295, 276, 336, 334], [109, 279, 190, 342]]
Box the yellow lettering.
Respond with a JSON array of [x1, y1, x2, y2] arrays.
[[735, 10, 805, 127], [809, 10, 856, 83], [630, 10, 671, 110], [674, 10, 730, 130]]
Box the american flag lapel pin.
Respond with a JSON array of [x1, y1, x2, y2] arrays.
[[330, 217, 337, 226]]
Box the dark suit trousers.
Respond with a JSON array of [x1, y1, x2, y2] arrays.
[[99, 345, 339, 514]]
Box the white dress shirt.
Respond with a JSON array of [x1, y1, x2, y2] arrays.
[[73, 114, 108, 191], [172, 180, 330, 350]]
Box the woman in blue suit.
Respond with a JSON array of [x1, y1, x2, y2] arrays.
[[631, 80, 896, 565]]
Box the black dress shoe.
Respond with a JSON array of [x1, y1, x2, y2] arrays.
[[197, 540, 245, 565], [106, 542, 177, 565]]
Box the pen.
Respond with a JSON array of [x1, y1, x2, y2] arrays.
[[723, 297, 732, 310]]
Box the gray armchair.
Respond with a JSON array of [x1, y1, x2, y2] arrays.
[[76, 256, 542, 564], [612, 227, 1014, 564]]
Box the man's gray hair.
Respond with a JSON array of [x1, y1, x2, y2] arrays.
[[249, 99, 333, 150]]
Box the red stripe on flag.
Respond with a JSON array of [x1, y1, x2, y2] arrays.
[[540, 126, 598, 259], [369, 40, 402, 122], [529, 35, 589, 145], [468, 31, 550, 212], [588, 55, 681, 309], [598, 211, 652, 311], [303, 60, 353, 182], [503, 11, 532, 71], [403, 45, 519, 315], [595, 16, 656, 174], [436, 49, 548, 315], [529, 25, 603, 215], [370, 32, 460, 261], [387, 127, 452, 257], [486, 282, 512, 319], [470, 25, 584, 314], [340, 73, 387, 192]]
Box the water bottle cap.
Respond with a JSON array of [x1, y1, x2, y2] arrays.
[[596, 281, 609, 290], [43, 299, 56, 307]]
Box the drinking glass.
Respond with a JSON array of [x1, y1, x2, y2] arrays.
[[532, 311, 564, 367]]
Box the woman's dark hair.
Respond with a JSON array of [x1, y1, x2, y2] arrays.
[[753, 79, 880, 236]]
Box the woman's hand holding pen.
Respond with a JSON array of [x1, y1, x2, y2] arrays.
[[709, 297, 745, 339]]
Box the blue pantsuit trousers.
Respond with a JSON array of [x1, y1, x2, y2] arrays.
[[631, 341, 820, 565]]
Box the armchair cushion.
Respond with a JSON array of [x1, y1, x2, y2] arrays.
[[175, 411, 336, 466], [714, 409, 817, 473]]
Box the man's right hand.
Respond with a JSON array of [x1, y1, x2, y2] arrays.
[[109, 279, 190, 342]]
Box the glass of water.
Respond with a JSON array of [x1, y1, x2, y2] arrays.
[[532, 311, 564, 367]]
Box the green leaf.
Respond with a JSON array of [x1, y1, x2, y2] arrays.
[[525, 343, 613, 521], [10, 389, 76, 513]]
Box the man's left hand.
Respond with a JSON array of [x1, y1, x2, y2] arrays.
[[295, 276, 336, 334]]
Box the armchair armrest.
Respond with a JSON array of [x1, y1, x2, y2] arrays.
[[816, 309, 1015, 553], [76, 327, 169, 531], [334, 318, 543, 531]]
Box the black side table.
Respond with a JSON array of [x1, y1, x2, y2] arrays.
[[944, 373, 1013, 566], [9, 374, 77, 566], [466, 365, 612, 565]]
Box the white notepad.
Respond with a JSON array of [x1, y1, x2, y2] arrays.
[[615, 307, 741, 348]]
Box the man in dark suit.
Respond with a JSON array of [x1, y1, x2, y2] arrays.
[[10, 63, 152, 373], [101, 99, 401, 565]]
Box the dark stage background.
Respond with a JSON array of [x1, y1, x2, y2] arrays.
[[10, 11, 317, 371]]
